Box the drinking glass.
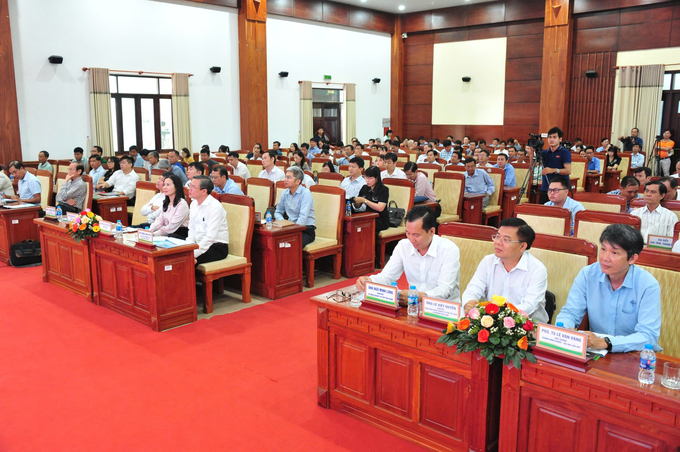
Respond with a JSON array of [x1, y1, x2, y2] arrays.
[[661, 362, 680, 390]]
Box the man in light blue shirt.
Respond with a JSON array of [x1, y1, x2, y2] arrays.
[[276, 166, 316, 247], [88, 155, 106, 186], [308, 138, 321, 157], [463, 158, 495, 208], [4, 160, 42, 204], [585, 146, 600, 173], [129, 145, 145, 168], [493, 153, 515, 187], [439, 139, 454, 162], [544, 177, 584, 236], [211, 166, 244, 195], [556, 224, 661, 353], [630, 143, 645, 169], [340, 157, 366, 200]]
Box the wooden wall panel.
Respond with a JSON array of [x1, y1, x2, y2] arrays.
[[671, 19, 680, 47], [293, 0, 323, 21], [404, 45, 434, 66], [403, 105, 432, 126], [268, 0, 394, 33], [432, 125, 466, 140], [575, 10, 620, 30], [618, 21, 673, 51], [403, 33, 434, 47], [186, 0, 238, 7], [574, 27, 620, 53], [431, 7, 466, 30], [372, 11, 395, 34], [434, 29, 469, 44], [505, 81, 543, 103], [466, 126, 505, 141], [506, 35, 544, 58], [403, 65, 433, 86], [403, 124, 432, 140], [322, 1, 348, 26], [403, 11, 433, 33], [268, 0, 294, 16], [504, 0, 545, 22], [505, 103, 540, 125], [506, 57, 543, 81], [467, 2, 506, 27], [0, 0, 22, 165], [507, 22, 544, 36], [348, 8, 371, 29], [573, 0, 670, 15], [619, 4, 674, 24], [468, 25, 507, 40], [403, 85, 433, 105]]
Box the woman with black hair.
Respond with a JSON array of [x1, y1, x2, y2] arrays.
[[353, 165, 390, 234], [292, 150, 310, 171], [321, 161, 336, 173], [149, 172, 190, 239], [606, 146, 621, 170], [101, 156, 120, 192]]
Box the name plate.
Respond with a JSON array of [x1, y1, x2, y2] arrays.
[[420, 297, 461, 324], [99, 220, 113, 234], [66, 212, 79, 223], [137, 229, 154, 245], [45, 206, 57, 219], [535, 324, 587, 361], [364, 282, 398, 308], [648, 234, 673, 250]]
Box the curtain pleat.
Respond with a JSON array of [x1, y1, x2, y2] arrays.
[[172, 73, 193, 152], [89, 68, 114, 157], [345, 83, 357, 145], [300, 81, 313, 143]]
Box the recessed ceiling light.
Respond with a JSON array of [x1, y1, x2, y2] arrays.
[[360, 0, 366, 2], [398, 5, 405, 10]]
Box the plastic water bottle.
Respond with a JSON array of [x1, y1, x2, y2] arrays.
[[115, 220, 123, 239], [265, 211, 273, 230], [556, 322, 564, 328], [638, 344, 656, 385], [346, 200, 352, 217], [407, 285, 419, 319], [55, 205, 62, 222]]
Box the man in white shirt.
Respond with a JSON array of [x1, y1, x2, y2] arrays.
[[187, 175, 230, 265], [340, 157, 366, 200], [380, 152, 407, 180], [88, 155, 106, 186], [462, 218, 549, 323], [631, 181, 678, 243], [660, 176, 679, 201], [228, 151, 251, 180], [416, 144, 432, 163], [356, 206, 460, 305], [95, 155, 140, 205], [477, 149, 492, 168], [258, 151, 285, 183], [184, 162, 205, 189]]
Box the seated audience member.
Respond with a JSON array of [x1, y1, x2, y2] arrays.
[[619, 127, 643, 151], [271, 141, 282, 156], [381, 152, 407, 180], [139, 149, 150, 170], [88, 155, 106, 186], [167, 150, 188, 185], [673, 160, 680, 178], [321, 161, 336, 173], [556, 224, 660, 352], [275, 166, 316, 247], [127, 145, 143, 168], [149, 173, 190, 239], [579, 148, 587, 158], [218, 144, 230, 154], [450, 149, 464, 166], [425, 149, 441, 168], [72, 147, 87, 170], [227, 152, 250, 180], [355, 205, 460, 305], [467, 140, 478, 155], [291, 150, 310, 171], [246, 143, 263, 160], [494, 153, 515, 187], [404, 162, 436, 203], [38, 151, 53, 173], [464, 158, 495, 208], [133, 172, 168, 228], [607, 176, 642, 213], [354, 142, 370, 156], [462, 218, 548, 323], [544, 176, 584, 236], [605, 146, 621, 170], [630, 143, 644, 169], [101, 156, 120, 191], [185, 162, 205, 189], [439, 140, 454, 162], [0, 166, 15, 197], [308, 138, 321, 157], [146, 151, 161, 175], [181, 148, 194, 164], [353, 166, 390, 234], [336, 145, 354, 167], [507, 147, 517, 161], [187, 176, 229, 265], [654, 129, 674, 176], [633, 166, 652, 191], [571, 138, 583, 151], [375, 155, 386, 171], [660, 176, 679, 201], [91, 145, 107, 165], [95, 155, 139, 205], [596, 137, 610, 153], [479, 140, 487, 151], [3, 161, 41, 204], [340, 157, 366, 200], [477, 150, 492, 168], [585, 146, 600, 173], [320, 146, 332, 160], [211, 165, 244, 195], [201, 144, 216, 158], [416, 144, 432, 163], [55, 162, 87, 213], [313, 127, 329, 145], [631, 180, 678, 242], [200, 148, 219, 174], [259, 151, 285, 183], [515, 148, 528, 164]]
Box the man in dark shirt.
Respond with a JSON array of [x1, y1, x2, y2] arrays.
[[200, 149, 218, 174], [618, 127, 643, 152], [528, 127, 572, 204]]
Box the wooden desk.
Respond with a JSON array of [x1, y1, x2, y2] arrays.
[[499, 353, 680, 451], [251, 224, 305, 299], [604, 170, 622, 193], [501, 187, 521, 219], [585, 173, 601, 192], [34, 218, 93, 302], [0, 205, 41, 263], [90, 235, 198, 331], [311, 289, 502, 452], [462, 193, 485, 224], [341, 212, 377, 278], [92, 195, 129, 226]]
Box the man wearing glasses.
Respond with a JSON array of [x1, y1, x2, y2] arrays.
[[544, 176, 584, 236], [462, 218, 549, 324]]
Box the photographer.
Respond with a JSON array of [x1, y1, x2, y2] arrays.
[[527, 127, 572, 204], [654, 129, 674, 176]]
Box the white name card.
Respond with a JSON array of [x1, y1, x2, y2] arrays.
[[535, 324, 587, 361], [45, 206, 57, 219], [66, 212, 79, 223], [420, 297, 461, 324], [137, 229, 153, 245], [99, 220, 113, 234], [648, 235, 673, 250], [364, 282, 398, 308]]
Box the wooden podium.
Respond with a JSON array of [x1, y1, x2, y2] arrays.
[[341, 212, 377, 278], [0, 204, 41, 263]]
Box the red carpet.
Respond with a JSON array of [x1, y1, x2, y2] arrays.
[[0, 266, 422, 451]]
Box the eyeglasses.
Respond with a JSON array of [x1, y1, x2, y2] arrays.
[[326, 290, 351, 303], [547, 188, 567, 194], [491, 234, 522, 245]]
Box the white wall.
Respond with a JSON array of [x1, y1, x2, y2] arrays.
[[266, 17, 391, 147], [9, 0, 240, 160], [617, 47, 680, 71], [432, 37, 507, 125]]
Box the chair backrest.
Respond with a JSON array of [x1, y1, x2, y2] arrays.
[[131, 181, 159, 225], [636, 249, 680, 358], [56, 172, 67, 199], [574, 211, 640, 256], [338, 165, 350, 177], [275, 180, 286, 205], [36, 169, 53, 209], [275, 161, 287, 171], [310, 185, 344, 243], [439, 223, 497, 290], [511, 162, 532, 199], [570, 156, 587, 189], [311, 158, 329, 175], [219, 194, 255, 261], [48, 159, 58, 181], [244, 177, 274, 215], [444, 164, 466, 172], [396, 153, 410, 163], [383, 178, 415, 228], [247, 160, 264, 178], [57, 160, 71, 176], [619, 153, 631, 177], [573, 192, 626, 213], [417, 163, 441, 183], [433, 172, 464, 219], [514, 203, 571, 236], [317, 172, 344, 187], [530, 234, 598, 320], [81, 175, 93, 210], [150, 169, 165, 183], [133, 167, 149, 182], [483, 167, 504, 208]]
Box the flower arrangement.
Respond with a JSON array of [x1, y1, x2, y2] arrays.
[[437, 295, 537, 369], [67, 209, 102, 242]]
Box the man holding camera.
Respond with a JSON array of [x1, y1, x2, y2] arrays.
[[527, 127, 572, 204]]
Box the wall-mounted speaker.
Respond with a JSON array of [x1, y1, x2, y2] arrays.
[[279, 71, 289, 77], [372, 78, 381, 83], [210, 66, 221, 73], [48, 55, 63, 64], [585, 70, 598, 78], [462, 76, 471, 82]]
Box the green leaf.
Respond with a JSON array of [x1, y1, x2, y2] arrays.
[[526, 352, 537, 363], [436, 335, 448, 344], [512, 356, 522, 369], [494, 346, 504, 356], [503, 355, 512, 366], [501, 337, 510, 347], [485, 354, 495, 365], [517, 350, 526, 360], [489, 336, 500, 345]]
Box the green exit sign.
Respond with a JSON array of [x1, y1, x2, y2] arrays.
[[324, 75, 332, 80]]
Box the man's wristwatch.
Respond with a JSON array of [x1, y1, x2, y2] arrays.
[[555, 168, 560, 174], [604, 337, 612, 352]]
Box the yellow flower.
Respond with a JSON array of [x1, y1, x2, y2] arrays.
[[446, 322, 455, 334], [87, 212, 94, 218], [491, 295, 507, 306], [92, 225, 100, 233], [480, 315, 494, 328]]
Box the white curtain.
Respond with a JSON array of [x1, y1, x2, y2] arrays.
[[611, 65, 664, 173], [300, 81, 313, 143], [89, 68, 115, 157], [172, 73, 193, 152], [345, 83, 357, 145]]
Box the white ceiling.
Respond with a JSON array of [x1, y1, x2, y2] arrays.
[[331, 0, 498, 14]]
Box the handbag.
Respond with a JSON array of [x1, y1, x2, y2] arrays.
[[387, 200, 405, 228], [9, 240, 42, 267]]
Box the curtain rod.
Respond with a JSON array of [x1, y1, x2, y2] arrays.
[[613, 63, 680, 69], [82, 67, 193, 77], [298, 81, 346, 85]]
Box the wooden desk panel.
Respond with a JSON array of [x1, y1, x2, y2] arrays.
[[251, 224, 305, 299], [341, 212, 377, 278], [501, 187, 521, 220], [92, 196, 129, 226], [311, 289, 502, 452], [462, 193, 485, 224], [603, 170, 621, 193], [0, 205, 41, 263]]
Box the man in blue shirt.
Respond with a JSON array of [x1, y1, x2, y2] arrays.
[[88, 155, 106, 186], [276, 166, 316, 247], [528, 127, 572, 204], [210, 166, 244, 195], [544, 176, 584, 236], [556, 224, 661, 353], [585, 146, 600, 173], [4, 160, 42, 204], [129, 145, 145, 168], [493, 153, 515, 187], [630, 143, 645, 169], [439, 140, 454, 162], [308, 138, 321, 157], [167, 150, 188, 185], [618, 127, 643, 152], [340, 157, 366, 200], [464, 158, 495, 208]]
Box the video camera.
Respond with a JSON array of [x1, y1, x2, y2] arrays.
[[528, 133, 544, 162]]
